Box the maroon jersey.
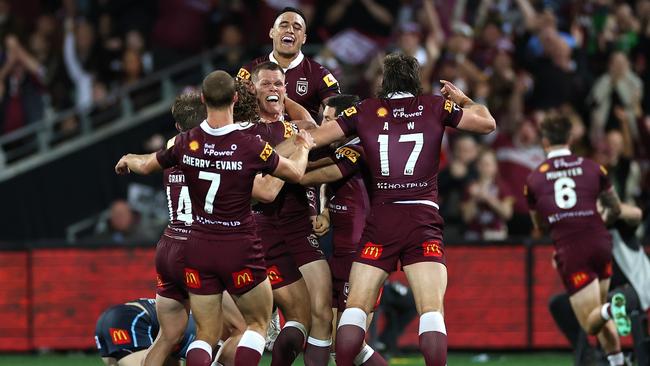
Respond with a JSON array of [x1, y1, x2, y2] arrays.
[[336, 93, 463, 208], [156, 121, 280, 239], [525, 149, 612, 245], [328, 140, 370, 255], [238, 52, 340, 121], [163, 166, 192, 238], [245, 121, 313, 225]]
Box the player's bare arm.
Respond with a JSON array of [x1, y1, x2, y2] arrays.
[[271, 130, 314, 182], [440, 79, 496, 134], [115, 153, 162, 175], [598, 187, 622, 224], [285, 96, 315, 124], [529, 209, 547, 231], [251, 174, 285, 204], [618, 202, 643, 226], [310, 120, 346, 148], [300, 163, 344, 186]]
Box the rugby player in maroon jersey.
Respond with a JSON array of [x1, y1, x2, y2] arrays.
[[115, 71, 315, 366], [525, 116, 629, 366], [300, 95, 388, 366], [238, 8, 342, 359], [309, 53, 496, 366]]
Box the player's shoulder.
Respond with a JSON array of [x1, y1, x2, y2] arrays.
[[527, 158, 552, 184]]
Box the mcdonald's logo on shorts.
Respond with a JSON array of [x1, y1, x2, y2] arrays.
[[360, 242, 383, 260], [571, 272, 589, 289], [156, 273, 164, 288], [422, 241, 443, 258], [232, 269, 254, 289], [266, 266, 284, 286], [604, 262, 613, 277], [109, 328, 132, 345], [184, 268, 201, 289]]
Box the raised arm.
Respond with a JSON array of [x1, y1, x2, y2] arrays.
[[310, 121, 347, 148], [441, 80, 496, 134], [251, 173, 285, 203], [270, 130, 314, 183], [300, 163, 344, 186], [115, 153, 162, 175], [599, 186, 622, 224]]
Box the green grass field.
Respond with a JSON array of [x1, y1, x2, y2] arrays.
[[0, 352, 573, 365]]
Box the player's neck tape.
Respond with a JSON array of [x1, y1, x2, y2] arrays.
[[419, 311, 446, 335]]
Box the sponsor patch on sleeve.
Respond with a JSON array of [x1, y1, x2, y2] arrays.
[[335, 146, 360, 163], [323, 73, 338, 87], [600, 165, 608, 176], [259, 142, 273, 161], [343, 106, 357, 117], [237, 68, 251, 80], [443, 99, 455, 113], [282, 121, 296, 138]]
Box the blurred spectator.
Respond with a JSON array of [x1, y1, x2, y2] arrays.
[[212, 22, 249, 76], [461, 149, 514, 241], [439, 134, 479, 240], [601, 129, 642, 204], [0, 34, 45, 134], [63, 17, 94, 112], [93, 199, 161, 244], [588, 52, 643, 145], [492, 120, 545, 237]]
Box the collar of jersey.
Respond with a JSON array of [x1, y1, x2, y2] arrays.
[[387, 92, 415, 99], [547, 148, 571, 159], [269, 51, 304, 71], [200, 120, 253, 136]]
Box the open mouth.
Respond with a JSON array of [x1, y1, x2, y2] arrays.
[[281, 35, 295, 47], [266, 95, 279, 103]]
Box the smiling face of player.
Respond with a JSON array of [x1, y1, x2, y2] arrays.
[[270, 11, 306, 59], [255, 69, 286, 121]]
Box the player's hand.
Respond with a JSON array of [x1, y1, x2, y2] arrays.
[[115, 156, 131, 175], [312, 214, 330, 237], [440, 80, 472, 107], [295, 130, 315, 150]]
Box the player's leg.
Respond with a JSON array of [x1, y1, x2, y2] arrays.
[[230, 279, 273, 365], [300, 258, 335, 365], [116, 350, 148, 366], [570, 279, 623, 366], [215, 292, 246, 366], [144, 295, 189, 366], [186, 293, 224, 366], [402, 262, 448, 366], [336, 262, 388, 366], [271, 278, 311, 365]]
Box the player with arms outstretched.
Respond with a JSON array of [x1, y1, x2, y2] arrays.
[[309, 53, 496, 365], [115, 71, 314, 366], [525, 116, 629, 366]]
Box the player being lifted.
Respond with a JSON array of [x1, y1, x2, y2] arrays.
[[115, 71, 314, 366], [238, 9, 341, 362], [310, 53, 496, 366], [525, 116, 629, 366]]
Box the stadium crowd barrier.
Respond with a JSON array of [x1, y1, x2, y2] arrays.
[[0, 242, 638, 351]]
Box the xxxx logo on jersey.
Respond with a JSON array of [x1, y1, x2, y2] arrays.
[[259, 142, 273, 161], [343, 106, 357, 117], [237, 68, 251, 80], [282, 122, 296, 138]]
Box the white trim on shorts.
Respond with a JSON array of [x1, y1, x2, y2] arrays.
[[393, 200, 439, 209]]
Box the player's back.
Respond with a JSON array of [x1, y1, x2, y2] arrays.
[[158, 122, 279, 239], [337, 94, 462, 207], [526, 150, 611, 245]]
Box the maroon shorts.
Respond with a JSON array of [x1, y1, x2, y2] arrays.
[[183, 235, 267, 296], [259, 217, 325, 269], [329, 253, 384, 312], [356, 203, 445, 273], [555, 238, 613, 295], [155, 234, 189, 302]]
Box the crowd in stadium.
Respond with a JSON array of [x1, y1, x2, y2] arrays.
[[1, 0, 648, 242]]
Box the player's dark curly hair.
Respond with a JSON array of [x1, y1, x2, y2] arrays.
[[541, 115, 572, 145], [378, 53, 423, 99], [171, 92, 206, 132], [233, 79, 260, 123]]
